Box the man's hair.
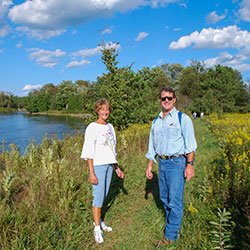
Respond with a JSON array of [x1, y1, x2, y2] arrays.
[[159, 87, 176, 98], [94, 99, 111, 114]]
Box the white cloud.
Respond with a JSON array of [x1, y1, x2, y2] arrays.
[[16, 26, 66, 40], [0, 24, 10, 37], [66, 59, 91, 68], [22, 84, 42, 91], [71, 47, 102, 58], [233, 63, 250, 72], [71, 42, 120, 58], [151, 0, 183, 8], [68, 42, 121, 68], [170, 25, 250, 73], [5, 0, 183, 40], [0, 1, 12, 37], [104, 41, 121, 51], [158, 58, 163, 64], [238, 0, 250, 22], [169, 26, 250, 50], [15, 41, 22, 48], [28, 48, 66, 68], [135, 31, 149, 41], [203, 51, 250, 72], [204, 52, 246, 67], [0, 49, 3, 53], [8, 0, 142, 30], [0, 0, 12, 19], [8, 0, 183, 31], [206, 10, 227, 24], [174, 27, 181, 31], [102, 27, 113, 34]]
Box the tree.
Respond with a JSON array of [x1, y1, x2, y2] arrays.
[[161, 63, 184, 90], [41, 83, 57, 110], [86, 41, 161, 128], [68, 94, 83, 112], [0, 91, 18, 109], [25, 91, 39, 113], [179, 60, 206, 101], [198, 65, 247, 113], [56, 81, 77, 110], [75, 80, 91, 88]]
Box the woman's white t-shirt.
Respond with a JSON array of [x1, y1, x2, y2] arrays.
[[80, 122, 117, 166]]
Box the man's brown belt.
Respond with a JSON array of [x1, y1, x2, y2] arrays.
[[159, 154, 185, 160]]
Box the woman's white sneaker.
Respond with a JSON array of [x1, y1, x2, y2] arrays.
[[101, 221, 112, 232], [94, 229, 104, 244]]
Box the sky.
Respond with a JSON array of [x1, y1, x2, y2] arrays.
[[1, 0, 250, 96]]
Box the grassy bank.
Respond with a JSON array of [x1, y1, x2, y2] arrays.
[[0, 117, 248, 249], [0, 108, 17, 112], [0, 107, 89, 118], [27, 110, 90, 118]]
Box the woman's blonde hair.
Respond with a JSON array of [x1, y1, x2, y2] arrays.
[[94, 99, 111, 114]]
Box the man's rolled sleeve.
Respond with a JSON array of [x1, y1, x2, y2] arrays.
[[182, 115, 197, 155], [145, 125, 157, 163]]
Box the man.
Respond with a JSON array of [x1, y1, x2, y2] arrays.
[[146, 87, 197, 247]]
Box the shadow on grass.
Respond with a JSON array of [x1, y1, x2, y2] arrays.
[[101, 166, 128, 220], [144, 171, 164, 212]]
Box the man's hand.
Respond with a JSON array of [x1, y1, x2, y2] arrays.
[[146, 164, 153, 180], [90, 174, 98, 185], [115, 168, 125, 179], [184, 164, 194, 182]]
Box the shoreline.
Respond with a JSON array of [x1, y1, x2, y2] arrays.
[[0, 108, 91, 118], [28, 111, 91, 118]]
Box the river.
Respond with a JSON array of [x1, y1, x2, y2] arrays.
[[0, 111, 85, 155]]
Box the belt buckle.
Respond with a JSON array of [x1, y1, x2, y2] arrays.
[[161, 155, 168, 160]]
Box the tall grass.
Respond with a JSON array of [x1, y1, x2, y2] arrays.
[[0, 115, 249, 249], [206, 114, 250, 250]]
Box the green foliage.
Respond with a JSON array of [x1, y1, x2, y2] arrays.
[[56, 81, 76, 110], [179, 60, 205, 100], [22, 81, 89, 113], [200, 65, 246, 113], [84, 42, 165, 128], [68, 94, 83, 112], [160, 63, 184, 90], [179, 62, 249, 114], [0, 91, 22, 109], [210, 208, 233, 249], [2, 170, 16, 201], [207, 114, 250, 249]]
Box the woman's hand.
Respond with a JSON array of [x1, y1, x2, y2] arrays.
[[115, 168, 125, 179], [90, 174, 98, 185]]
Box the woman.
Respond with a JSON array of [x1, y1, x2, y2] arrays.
[[81, 99, 124, 244]]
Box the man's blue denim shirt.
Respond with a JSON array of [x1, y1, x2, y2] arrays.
[[146, 107, 197, 163]]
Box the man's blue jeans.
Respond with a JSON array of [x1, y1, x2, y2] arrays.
[[158, 156, 186, 241]]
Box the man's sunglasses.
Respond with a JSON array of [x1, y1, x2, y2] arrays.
[[161, 96, 173, 101]]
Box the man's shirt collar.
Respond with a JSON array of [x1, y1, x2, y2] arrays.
[[159, 107, 177, 119]]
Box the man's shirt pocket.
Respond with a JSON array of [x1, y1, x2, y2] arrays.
[[167, 127, 180, 139]]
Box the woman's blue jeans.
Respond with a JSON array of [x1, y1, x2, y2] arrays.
[[158, 156, 186, 241], [92, 164, 113, 207]]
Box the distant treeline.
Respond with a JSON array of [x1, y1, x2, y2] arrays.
[[1, 42, 249, 128]]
